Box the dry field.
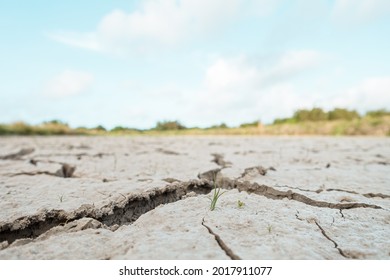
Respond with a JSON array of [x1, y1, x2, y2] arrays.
[[0, 136, 389, 259]]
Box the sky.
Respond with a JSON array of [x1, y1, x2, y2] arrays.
[[1, 0, 390, 129]]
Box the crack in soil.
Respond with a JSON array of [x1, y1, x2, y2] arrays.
[[201, 218, 241, 260], [0, 168, 385, 248], [211, 153, 231, 168], [314, 220, 348, 258], [6, 164, 76, 178], [156, 148, 181, 155], [233, 181, 382, 210], [0, 180, 211, 245], [238, 166, 269, 178], [276, 186, 390, 200], [32, 152, 112, 160], [339, 209, 345, 219], [362, 193, 390, 199], [0, 148, 35, 160], [295, 210, 304, 221], [274, 184, 323, 194], [326, 188, 390, 199]]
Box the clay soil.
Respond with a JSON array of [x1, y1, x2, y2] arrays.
[[0, 136, 389, 259]]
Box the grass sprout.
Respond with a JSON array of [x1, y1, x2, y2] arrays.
[[237, 200, 245, 208], [209, 180, 225, 211]]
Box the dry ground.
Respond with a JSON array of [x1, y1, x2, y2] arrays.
[[0, 136, 389, 259]]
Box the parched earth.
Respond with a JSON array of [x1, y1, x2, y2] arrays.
[[0, 136, 389, 259]]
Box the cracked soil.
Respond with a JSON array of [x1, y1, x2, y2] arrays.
[[0, 136, 389, 259]]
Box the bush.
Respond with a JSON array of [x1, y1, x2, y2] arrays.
[[39, 121, 71, 135], [94, 125, 106, 131], [10, 122, 35, 135], [328, 108, 360, 120], [366, 109, 390, 118], [293, 108, 328, 122], [154, 121, 186, 131], [273, 118, 297, 125], [239, 121, 260, 128], [43, 120, 69, 126], [0, 124, 9, 135], [208, 123, 229, 129]]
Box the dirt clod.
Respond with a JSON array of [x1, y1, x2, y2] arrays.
[[55, 164, 76, 178]]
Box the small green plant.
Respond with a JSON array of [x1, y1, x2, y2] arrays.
[[59, 195, 64, 203], [267, 224, 272, 233], [209, 180, 225, 211], [237, 200, 245, 208]]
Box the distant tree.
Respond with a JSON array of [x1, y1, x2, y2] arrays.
[[293, 108, 328, 122], [111, 126, 127, 132], [0, 124, 7, 135], [328, 108, 360, 120], [12, 122, 35, 135], [94, 125, 106, 131], [208, 123, 229, 129], [239, 121, 260, 128], [154, 120, 186, 130], [366, 109, 390, 118], [273, 118, 297, 124], [43, 120, 69, 127]]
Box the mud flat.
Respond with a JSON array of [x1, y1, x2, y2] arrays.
[[0, 136, 389, 259]]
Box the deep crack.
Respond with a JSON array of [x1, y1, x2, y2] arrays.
[[201, 218, 241, 260], [0, 168, 385, 248], [0, 180, 212, 245]]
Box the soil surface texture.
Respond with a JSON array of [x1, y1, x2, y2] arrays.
[[0, 136, 389, 259]]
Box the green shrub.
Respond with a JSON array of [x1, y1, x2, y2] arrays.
[[207, 123, 229, 129], [328, 108, 360, 120], [111, 126, 127, 132], [0, 124, 9, 135], [94, 125, 106, 131], [11, 122, 35, 135], [293, 108, 328, 122], [273, 118, 297, 125], [239, 121, 260, 128], [366, 109, 390, 118], [154, 120, 186, 131]]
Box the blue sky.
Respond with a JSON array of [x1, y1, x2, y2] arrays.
[[1, 0, 389, 129]]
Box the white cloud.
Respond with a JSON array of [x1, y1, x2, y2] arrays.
[[329, 77, 390, 112], [44, 70, 94, 97], [190, 56, 390, 125], [49, 0, 278, 54], [332, 0, 390, 23], [125, 69, 390, 127], [205, 55, 257, 92], [263, 50, 323, 86], [181, 50, 324, 125], [48, 32, 101, 52], [205, 50, 323, 90], [200, 50, 322, 105]]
